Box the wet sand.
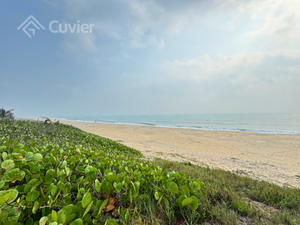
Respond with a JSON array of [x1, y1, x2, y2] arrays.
[[61, 120, 300, 188]]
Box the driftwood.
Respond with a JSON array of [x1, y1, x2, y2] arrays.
[[43, 118, 53, 125], [40, 117, 60, 125]]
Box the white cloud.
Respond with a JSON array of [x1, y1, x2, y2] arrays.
[[56, 0, 300, 55], [61, 0, 165, 50], [162, 50, 300, 83], [127, 0, 164, 38], [237, 0, 300, 38]]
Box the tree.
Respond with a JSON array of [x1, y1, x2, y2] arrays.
[[0, 108, 15, 119]]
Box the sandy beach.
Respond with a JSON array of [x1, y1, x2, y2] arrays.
[[61, 120, 300, 188]]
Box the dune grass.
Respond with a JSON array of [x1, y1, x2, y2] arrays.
[[153, 159, 300, 224]]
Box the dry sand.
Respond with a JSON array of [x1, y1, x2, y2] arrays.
[[61, 120, 300, 188]]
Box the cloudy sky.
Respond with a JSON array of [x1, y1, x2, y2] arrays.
[[1, 0, 300, 117]]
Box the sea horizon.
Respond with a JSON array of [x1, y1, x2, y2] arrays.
[[53, 113, 300, 135]]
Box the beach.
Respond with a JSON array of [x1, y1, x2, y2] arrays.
[[61, 120, 300, 188]]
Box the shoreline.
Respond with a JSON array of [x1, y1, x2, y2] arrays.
[[53, 118, 300, 135], [60, 119, 300, 188]]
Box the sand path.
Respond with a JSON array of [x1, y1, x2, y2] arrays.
[[61, 121, 300, 188]]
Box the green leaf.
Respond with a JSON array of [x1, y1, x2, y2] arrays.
[[57, 210, 66, 224], [77, 188, 85, 200], [0, 189, 18, 204], [57, 181, 65, 191], [49, 223, 58, 225], [67, 214, 77, 223], [105, 219, 118, 225], [104, 169, 111, 174], [181, 185, 190, 196], [154, 192, 160, 200], [95, 179, 101, 193], [26, 190, 39, 202], [0, 181, 6, 189], [52, 210, 57, 222], [39, 216, 48, 225], [65, 166, 71, 176], [177, 195, 187, 208], [125, 210, 130, 224], [28, 162, 41, 173], [5, 168, 25, 182], [1, 160, 14, 170], [115, 183, 123, 193], [24, 179, 41, 193], [0, 208, 8, 221], [70, 218, 83, 225], [44, 169, 55, 184], [32, 201, 39, 214], [82, 201, 93, 218], [119, 172, 126, 179], [2, 152, 8, 160], [31, 153, 43, 162], [51, 185, 58, 197], [190, 196, 198, 210], [84, 166, 95, 174], [101, 179, 113, 195], [25, 218, 34, 225], [98, 199, 108, 216], [168, 182, 178, 193], [82, 192, 91, 208], [107, 174, 118, 182], [62, 206, 72, 215], [70, 175, 76, 183], [94, 200, 102, 217], [182, 197, 193, 207]]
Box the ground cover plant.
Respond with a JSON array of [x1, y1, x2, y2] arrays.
[[1, 119, 300, 225], [0, 119, 206, 225]]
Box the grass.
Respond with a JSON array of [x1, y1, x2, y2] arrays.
[[153, 159, 300, 224]]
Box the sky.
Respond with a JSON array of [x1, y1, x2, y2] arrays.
[[0, 0, 300, 117]]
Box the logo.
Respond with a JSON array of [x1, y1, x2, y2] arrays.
[[17, 15, 95, 38], [17, 15, 46, 38]]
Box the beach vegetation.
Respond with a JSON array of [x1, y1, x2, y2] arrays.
[[0, 119, 300, 224], [0, 119, 206, 225]]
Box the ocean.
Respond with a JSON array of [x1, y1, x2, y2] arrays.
[[58, 114, 300, 135]]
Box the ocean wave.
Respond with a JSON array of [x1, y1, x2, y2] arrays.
[[57, 117, 300, 135], [189, 126, 300, 134]]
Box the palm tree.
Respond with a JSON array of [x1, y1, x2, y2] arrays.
[[0, 108, 15, 119]]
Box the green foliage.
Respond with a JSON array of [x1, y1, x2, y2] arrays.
[[0, 119, 206, 224], [0, 189, 18, 204], [154, 158, 300, 225], [229, 199, 250, 216], [118, 208, 130, 225]]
